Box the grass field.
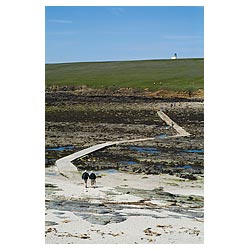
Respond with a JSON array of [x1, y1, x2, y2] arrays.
[[45, 58, 204, 91]]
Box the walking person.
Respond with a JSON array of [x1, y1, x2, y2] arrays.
[[89, 171, 97, 188], [82, 170, 89, 188]]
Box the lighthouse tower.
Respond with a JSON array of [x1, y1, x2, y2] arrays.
[[171, 53, 177, 59]]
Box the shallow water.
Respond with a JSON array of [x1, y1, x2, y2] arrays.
[[183, 149, 204, 153], [120, 161, 138, 165], [176, 165, 193, 169], [46, 145, 75, 151]]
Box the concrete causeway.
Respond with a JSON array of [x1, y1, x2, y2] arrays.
[[55, 111, 190, 179], [157, 110, 191, 137]]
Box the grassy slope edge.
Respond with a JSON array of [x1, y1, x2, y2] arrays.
[[45, 58, 204, 92]]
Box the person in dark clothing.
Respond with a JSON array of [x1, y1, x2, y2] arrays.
[[82, 170, 89, 188], [89, 171, 97, 188]]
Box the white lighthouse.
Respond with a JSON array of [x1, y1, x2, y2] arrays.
[[171, 53, 177, 59]]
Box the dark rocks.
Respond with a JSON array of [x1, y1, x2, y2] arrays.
[[46, 199, 128, 225], [46, 93, 203, 179], [179, 174, 197, 180], [45, 183, 58, 188], [45, 221, 58, 227]]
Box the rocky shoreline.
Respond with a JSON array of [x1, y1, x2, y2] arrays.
[[45, 90, 204, 243], [46, 91, 203, 180]]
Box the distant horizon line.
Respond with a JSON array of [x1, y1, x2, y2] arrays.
[[45, 57, 204, 65]]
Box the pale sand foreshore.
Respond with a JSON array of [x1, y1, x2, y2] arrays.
[[45, 166, 203, 244]]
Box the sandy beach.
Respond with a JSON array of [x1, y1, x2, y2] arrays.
[[45, 166, 203, 244]]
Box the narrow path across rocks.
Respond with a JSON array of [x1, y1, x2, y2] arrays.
[[55, 111, 190, 179]]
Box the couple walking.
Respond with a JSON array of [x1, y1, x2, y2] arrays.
[[82, 170, 96, 188]]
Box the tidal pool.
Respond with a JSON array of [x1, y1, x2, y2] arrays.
[[176, 165, 193, 169], [46, 145, 75, 151], [183, 149, 204, 153], [120, 161, 138, 165]]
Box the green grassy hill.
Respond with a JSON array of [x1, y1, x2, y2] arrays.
[[45, 58, 204, 91]]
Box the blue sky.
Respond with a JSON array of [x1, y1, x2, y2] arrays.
[[45, 6, 204, 63]]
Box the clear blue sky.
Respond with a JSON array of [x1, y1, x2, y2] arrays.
[[45, 6, 204, 63]]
